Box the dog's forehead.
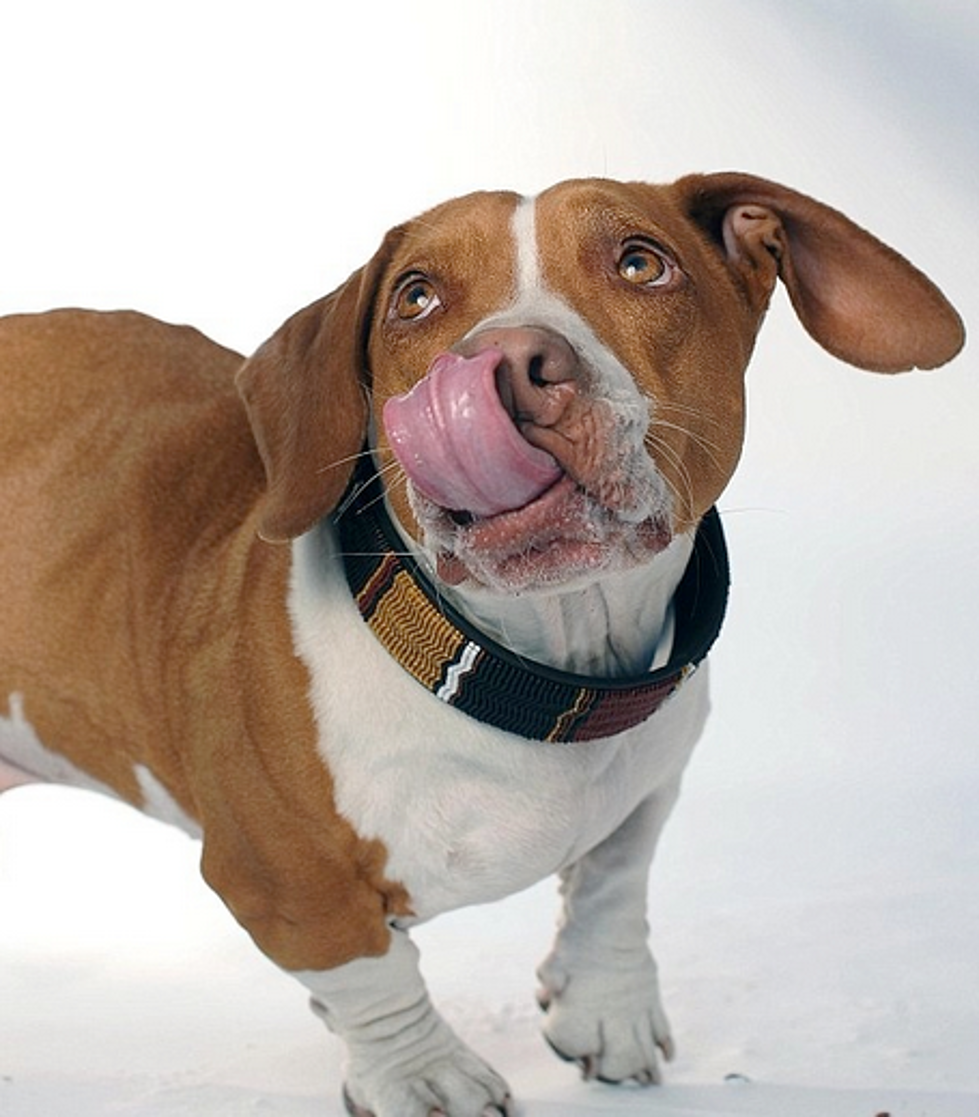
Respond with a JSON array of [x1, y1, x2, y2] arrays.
[[389, 179, 694, 281], [394, 189, 522, 269], [534, 178, 694, 256]]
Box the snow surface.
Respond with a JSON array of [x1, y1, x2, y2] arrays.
[[1, 1, 977, 1115]]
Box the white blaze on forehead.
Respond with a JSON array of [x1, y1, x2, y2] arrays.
[[513, 194, 541, 294], [477, 192, 651, 420]]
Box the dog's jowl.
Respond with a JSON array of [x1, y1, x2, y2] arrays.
[[0, 174, 964, 1117]]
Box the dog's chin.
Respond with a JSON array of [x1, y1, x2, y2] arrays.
[[415, 476, 672, 596]]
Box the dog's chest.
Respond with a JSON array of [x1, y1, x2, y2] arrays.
[[289, 525, 709, 923]]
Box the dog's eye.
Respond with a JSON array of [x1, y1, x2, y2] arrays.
[[393, 275, 443, 321], [617, 241, 676, 288]]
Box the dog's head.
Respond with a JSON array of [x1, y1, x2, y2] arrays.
[[237, 173, 964, 593]]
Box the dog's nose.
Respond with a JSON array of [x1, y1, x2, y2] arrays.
[[457, 326, 579, 429]]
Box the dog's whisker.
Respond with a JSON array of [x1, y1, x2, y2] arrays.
[[355, 466, 412, 521], [355, 485, 396, 518], [491, 618, 537, 667], [649, 416, 724, 453], [333, 481, 370, 521], [648, 418, 725, 471], [316, 447, 380, 476], [654, 400, 725, 428], [335, 549, 417, 560], [332, 461, 406, 521], [646, 433, 696, 520]]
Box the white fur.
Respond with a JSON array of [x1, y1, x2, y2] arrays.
[[291, 521, 709, 921], [512, 194, 540, 291], [296, 932, 511, 1116], [536, 789, 682, 1081], [443, 545, 688, 677], [133, 765, 202, 838], [0, 692, 200, 838], [0, 693, 117, 797]]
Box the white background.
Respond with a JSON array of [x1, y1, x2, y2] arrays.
[[1, 2, 976, 1114]]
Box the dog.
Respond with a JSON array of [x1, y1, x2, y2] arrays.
[[0, 173, 964, 1116]]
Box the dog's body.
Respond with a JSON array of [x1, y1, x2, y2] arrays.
[[0, 175, 963, 1116]]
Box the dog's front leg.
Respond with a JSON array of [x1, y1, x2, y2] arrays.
[[537, 783, 681, 1085], [296, 929, 512, 1117]]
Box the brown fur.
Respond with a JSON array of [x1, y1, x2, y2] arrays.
[[0, 310, 409, 971]]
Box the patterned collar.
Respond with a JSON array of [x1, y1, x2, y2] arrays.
[[334, 462, 729, 743]]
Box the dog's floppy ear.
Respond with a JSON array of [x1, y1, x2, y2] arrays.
[[237, 231, 402, 542], [676, 172, 965, 373]]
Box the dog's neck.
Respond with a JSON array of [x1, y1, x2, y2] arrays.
[[333, 486, 727, 742], [406, 529, 695, 679]]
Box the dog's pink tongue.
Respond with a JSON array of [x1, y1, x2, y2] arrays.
[[382, 350, 562, 518]]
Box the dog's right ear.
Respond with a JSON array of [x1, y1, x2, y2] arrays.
[[237, 230, 402, 542]]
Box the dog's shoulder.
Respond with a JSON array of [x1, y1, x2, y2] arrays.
[[0, 307, 260, 523]]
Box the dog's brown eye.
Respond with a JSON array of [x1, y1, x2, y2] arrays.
[[393, 275, 443, 321], [617, 242, 676, 288]]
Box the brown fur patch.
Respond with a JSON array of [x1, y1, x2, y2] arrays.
[[0, 310, 408, 971]]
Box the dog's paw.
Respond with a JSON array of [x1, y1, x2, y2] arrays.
[[304, 932, 513, 1116], [537, 949, 674, 1085], [342, 1038, 513, 1117]]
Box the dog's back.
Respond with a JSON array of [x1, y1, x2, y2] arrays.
[[0, 310, 258, 799]]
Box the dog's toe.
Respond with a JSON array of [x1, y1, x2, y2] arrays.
[[343, 1092, 512, 1117], [543, 1032, 597, 1081], [545, 1030, 660, 1086], [343, 1058, 512, 1117], [342, 1084, 374, 1117], [538, 954, 673, 1087]]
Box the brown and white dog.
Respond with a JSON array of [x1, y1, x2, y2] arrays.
[[0, 174, 964, 1116]]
